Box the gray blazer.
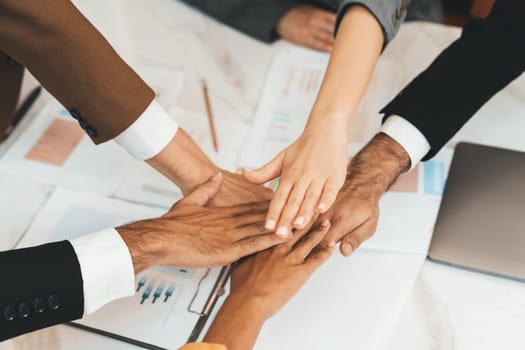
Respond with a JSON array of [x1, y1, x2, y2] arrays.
[[180, 0, 442, 47]]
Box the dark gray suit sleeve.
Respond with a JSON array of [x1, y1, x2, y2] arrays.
[[334, 0, 409, 47], [0, 241, 84, 341], [180, 0, 301, 43]]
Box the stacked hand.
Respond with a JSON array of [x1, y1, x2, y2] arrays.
[[117, 173, 290, 274], [318, 133, 410, 256], [243, 124, 347, 238], [204, 220, 334, 349]]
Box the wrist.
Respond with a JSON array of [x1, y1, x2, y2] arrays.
[[226, 291, 273, 322], [116, 221, 165, 274], [345, 133, 410, 199], [305, 108, 353, 132], [204, 291, 267, 348], [303, 116, 349, 143], [146, 129, 218, 195]]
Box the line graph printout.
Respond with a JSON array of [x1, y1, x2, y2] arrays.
[[17, 188, 222, 349]]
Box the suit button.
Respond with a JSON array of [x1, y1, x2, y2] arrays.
[[18, 303, 30, 319], [69, 108, 82, 121], [78, 120, 88, 130], [85, 126, 98, 138], [6, 56, 17, 65], [48, 295, 61, 310], [32, 298, 46, 314], [3, 305, 16, 321]]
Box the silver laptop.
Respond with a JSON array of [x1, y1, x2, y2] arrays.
[[428, 142, 525, 282]]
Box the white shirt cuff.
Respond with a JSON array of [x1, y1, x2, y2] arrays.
[[114, 100, 179, 160], [69, 228, 135, 315], [380, 115, 431, 171]]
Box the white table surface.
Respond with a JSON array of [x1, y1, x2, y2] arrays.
[[1, 1, 524, 349]]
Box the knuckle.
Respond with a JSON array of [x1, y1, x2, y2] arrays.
[[239, 236, 262, 252], [275, 244, 289, 255], [287, 195, 303, 208], [323, 186, 339, 198], [304, 189, 320, 201], [274, 189, 290, 202], [343, 235, 361, 250]]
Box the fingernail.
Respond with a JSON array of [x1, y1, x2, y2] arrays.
[[318, 203, 326, 211], [294, 216, 305, 227], [265, 220, 276, 230], [342, 243, 353, 256], [276, 226, 288, 238], [321, 219, 330, 227]]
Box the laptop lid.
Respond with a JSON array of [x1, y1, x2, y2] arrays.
[[428, 142, 525, 282]]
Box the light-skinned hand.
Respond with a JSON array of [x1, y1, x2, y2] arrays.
[[243, 125, 347, 238]]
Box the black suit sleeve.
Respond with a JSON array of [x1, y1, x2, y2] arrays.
[[180, 0, 302, 43], [0, 241, 84, 341], [380, 0, 525, 160]]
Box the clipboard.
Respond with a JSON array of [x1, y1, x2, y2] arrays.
[[65, 265, 232, 350], [15, 188, 234, 350]]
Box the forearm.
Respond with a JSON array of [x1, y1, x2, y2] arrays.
[[0, 0, 153, 143], [204, 294, 267, 350], [146, 130, 219, 195], [345, 133, 409, 198], [306, 5, 383, 130]]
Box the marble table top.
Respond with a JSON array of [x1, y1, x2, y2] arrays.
[[1, 1, 524, 349]]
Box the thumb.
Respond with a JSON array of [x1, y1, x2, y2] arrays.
[[242, 153, 283, 185], [177, 172, 223, 208]]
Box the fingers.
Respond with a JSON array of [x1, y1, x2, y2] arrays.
[[306, 35, 333, 52], [236, 233, 291, 259], [228, 200, 270, 217], [304, 245, 334, 273], [242, 153, 284, 185], [291, 220, 330, 262], [339, 220, 377, 257], [317, 181, 340, 214], [274, 181, 309, 237], [320, 214, 361, 248], [176, 172, 222, 208], [309, 11, 335, 52], [294, 181, 324, 229], [320, 11, 336, 28], [264, 180, 292, 232], [235, 221, 275, 240]]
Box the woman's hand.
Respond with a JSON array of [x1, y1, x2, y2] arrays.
[[243, 125, 347, 238]]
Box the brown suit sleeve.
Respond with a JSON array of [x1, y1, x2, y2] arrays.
[[0, 0, 155, 144], [0, 52, 23, 137]]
